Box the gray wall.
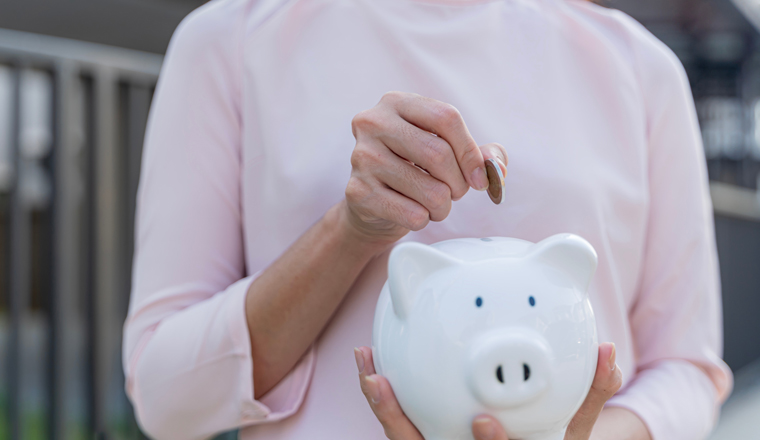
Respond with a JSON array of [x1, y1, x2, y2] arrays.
[[0, 0, 752, 55], [0, 0, 206, 54]]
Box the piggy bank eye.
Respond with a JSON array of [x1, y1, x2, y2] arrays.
[[529, 296, 536, 307], [475, 297, 483, 307]]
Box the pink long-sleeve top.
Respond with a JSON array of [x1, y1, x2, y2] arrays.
[[123, 0, 733, 438]]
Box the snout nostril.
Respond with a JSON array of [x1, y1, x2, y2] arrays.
[[496, 365, 504, 384], [523, 364, 530, 381]]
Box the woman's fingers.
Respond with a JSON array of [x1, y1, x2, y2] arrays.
[[355, 346, 376, 376], [347, 92, 509, 242], [378, 120, 470, 200], [345, 176, 431, 233], [355, 347, 424, 440], [370, 150, 453, 221], [472, 415, 510, 440], [565, 342, 623, 440], [383, 92, 487, 192], [365, 374, 424, 440]]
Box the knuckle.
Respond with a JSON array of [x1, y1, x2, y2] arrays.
[[349, 149, 362, 169], [381, 91, 404, 105], [351, 110, 381, 136], [407, 208, 430, 231], [591, 370, 623, 400], [610, 370, 623, 394], [350, 146, 375, 169], [421, 136, 448, 168], [436, 103, 462, 126], [345, 177, 370, 204], [459, 143, 481, 167], [429, 207, 451, 223], [450, 182, 469, 200], [427, 182, 451, 211]]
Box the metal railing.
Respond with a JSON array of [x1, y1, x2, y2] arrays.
[[0, 28, 161, 440]]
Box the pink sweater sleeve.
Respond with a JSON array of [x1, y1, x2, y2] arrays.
[[606, 21, 732, 439], [122, 2, 314, 439]]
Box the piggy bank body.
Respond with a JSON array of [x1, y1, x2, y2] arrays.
[[372, 234, 598, 440]]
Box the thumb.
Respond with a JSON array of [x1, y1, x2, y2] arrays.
[[566, 342, 623, 440], [472, 415, 509, 440], [479, 142, 508, 176]]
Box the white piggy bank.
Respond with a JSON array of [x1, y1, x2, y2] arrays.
[[372, 234, 599, 440]]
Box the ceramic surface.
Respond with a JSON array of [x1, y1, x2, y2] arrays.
[[372, 234, 599, 440]]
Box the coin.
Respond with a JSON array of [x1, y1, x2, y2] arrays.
[[484, 158, 505, 205]]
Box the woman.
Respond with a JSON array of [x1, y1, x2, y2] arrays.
[[122, 0, 732, 439]]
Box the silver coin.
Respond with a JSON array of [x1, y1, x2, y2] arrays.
[[485, 158, 505, 205]]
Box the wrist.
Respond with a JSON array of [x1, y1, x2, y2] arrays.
[[324, 200, 398, 258]]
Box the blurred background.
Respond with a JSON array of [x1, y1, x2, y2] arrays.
[[0, 0, 759, 439]]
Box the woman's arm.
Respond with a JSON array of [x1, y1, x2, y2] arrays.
[[602, 16, 732, 440], [245, 201, 382, 398], [124, 3, 258, 438], [246, 91, 509, 397], [589, 408, 650, 440]]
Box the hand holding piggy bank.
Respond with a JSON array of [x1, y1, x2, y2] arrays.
[[371, 234, 601, 440]]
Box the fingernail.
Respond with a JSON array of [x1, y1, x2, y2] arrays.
[[608, 343, 616, 371], [471, 167, 488, 191], [354, 347, 364, 374], [365, 376, 381, 404], [473, 416, 496, 440]]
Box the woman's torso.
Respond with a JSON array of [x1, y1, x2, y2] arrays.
[[239, 0, 649, 437]]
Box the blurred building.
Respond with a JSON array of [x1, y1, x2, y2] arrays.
[[0, 0, 759, 439]]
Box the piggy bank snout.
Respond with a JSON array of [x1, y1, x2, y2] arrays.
[[466, 330, 553, 409]]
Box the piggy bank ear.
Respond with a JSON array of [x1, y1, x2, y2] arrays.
[[388, 242, 461, 319], [528, 234, 598, 292]]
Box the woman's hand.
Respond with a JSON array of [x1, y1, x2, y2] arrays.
[[355, 342, 622, 440], [344, 91, 508, 246]]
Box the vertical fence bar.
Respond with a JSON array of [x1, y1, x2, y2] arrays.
[[52, 60, 85, 440], [0, 62, 13, 440], [92, 66, 121, 438], [6, 63, 18, 440], [20, 66, 55, 440], [82, 72, 96, 439], [0, 65, 13, 193], [8, 64, 28, 440]]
